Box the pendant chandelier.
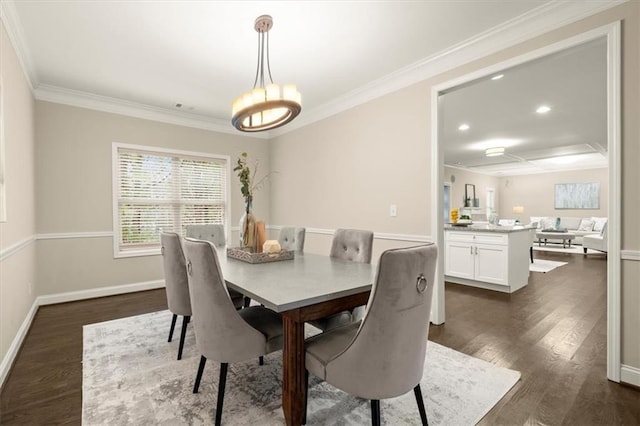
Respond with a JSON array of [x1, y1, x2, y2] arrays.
[[231, 15, 302, 132]]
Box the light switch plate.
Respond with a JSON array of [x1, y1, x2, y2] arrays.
[[390, 204, 397, 217]]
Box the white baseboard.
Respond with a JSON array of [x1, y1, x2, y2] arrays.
[[37, 280, 165, 305], [621, 364, 640, 387], [0, 299, 39, 388], [0, 279, 166, 389]]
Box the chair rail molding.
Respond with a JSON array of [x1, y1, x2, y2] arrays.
[[0, 235, 36, 261], [620, 250, 640, 261], [36, 231, 113, 240]]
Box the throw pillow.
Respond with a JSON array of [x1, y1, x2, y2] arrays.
[[529, 216, 544, 228], [541, 217, 555, 230], [591, 217, 607, 232], [578, 219, 595, 232]]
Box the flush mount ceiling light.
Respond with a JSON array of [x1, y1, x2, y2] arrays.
[[485, 147, 505, 157], [231, 15, 302, 132], [536, 105, 551, 114], [491, 74, 504, 80], [458, 123, 470, 131]]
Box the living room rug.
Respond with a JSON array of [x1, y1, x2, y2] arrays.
[[533, 245, 601, 255], [529, 259, 568, 273], [83, 310, 520, 425]]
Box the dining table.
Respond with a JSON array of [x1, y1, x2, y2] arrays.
[[216, 249, 375, 426]]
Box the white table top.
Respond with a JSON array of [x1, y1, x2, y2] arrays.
[[217, 250, 376, 313]]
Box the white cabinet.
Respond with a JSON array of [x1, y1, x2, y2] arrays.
[[444, 229, 529, 293]]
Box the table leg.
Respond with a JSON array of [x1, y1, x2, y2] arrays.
[[282, 314, 305, 426]]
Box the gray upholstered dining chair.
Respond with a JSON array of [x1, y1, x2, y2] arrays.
[[278, 226, 306, 252], [310, 228, 374, 331], [186, 224, 251, 307], [160, 232, 193, 360], [304, 243, 438, 425], [183, 238, 284, 426], [185, 224, 226, 247]]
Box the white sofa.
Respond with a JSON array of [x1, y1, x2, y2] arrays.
[[529, 216, 607, 245], [583, 222, 608, 253]]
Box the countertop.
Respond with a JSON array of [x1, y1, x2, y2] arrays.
[[444, 224, 534, 233]]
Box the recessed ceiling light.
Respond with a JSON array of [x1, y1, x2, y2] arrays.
[[485, 147, 505, 157], [458, 123, 470, 131], [536, 105, 551, 114], [491, 74, 504, 81]]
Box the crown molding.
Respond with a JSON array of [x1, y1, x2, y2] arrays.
[[34, 84, 270, 139], [271, 0, 626, 136], [0, 0, 36, 90], [3, 0, 625, 136]]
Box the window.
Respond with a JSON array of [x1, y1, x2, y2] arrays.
[[112, 143, 230, 257]]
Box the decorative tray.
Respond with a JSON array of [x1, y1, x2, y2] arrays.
[[450, 220, 472, 226], [226, 247, 294, 264]]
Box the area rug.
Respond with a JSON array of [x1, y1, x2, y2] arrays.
[[533, 245, 600, 255], [83, 310, 520, 425], [529, 259, 568, 273]]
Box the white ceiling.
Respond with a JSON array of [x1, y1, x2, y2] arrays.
[[441, 38, 608, 176], [1, 1, 616, 174]]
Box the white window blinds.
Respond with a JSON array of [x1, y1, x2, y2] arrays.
[[113, 144, 228, 256]]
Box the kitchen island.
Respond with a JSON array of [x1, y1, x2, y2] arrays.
[[444, 224, 534, 293]]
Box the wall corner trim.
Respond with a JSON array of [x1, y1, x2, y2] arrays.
[[0, 298, 38, 388]]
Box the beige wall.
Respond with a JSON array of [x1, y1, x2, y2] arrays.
[[270, 3, 639, 371], [35, 102, 267, 295], [497, 167, 609, 220], [0, 22, 37, 373], [270, 82, 434, 261]]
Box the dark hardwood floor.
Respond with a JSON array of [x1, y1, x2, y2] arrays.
[[1, 250, 638, 425]]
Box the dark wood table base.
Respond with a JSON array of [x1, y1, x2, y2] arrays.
[[281, 291, 370, 426]]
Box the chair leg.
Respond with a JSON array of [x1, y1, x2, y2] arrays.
[[215, 363, 229, 426], [168, 313, 177, 342], [414, 384, 428, 425], [259, 356, 264, 365], [371, 400, 381, 426], [530, 246, 534, 264], [303, 370, 309, 425], [193, 355, 207, 393], [177, 315, 190, 360], [243, 296, 251, 308]]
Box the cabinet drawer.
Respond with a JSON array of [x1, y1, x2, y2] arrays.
[[474, 233, 508, 245], [444, 232, 475, 243], [445, 231, 508, 245]]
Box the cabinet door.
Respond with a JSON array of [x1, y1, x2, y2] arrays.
[[475, 244, 508, 285], [445, 241, 475, 279]]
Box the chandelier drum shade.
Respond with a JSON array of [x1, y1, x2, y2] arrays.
[[231, 15, 302, 132]]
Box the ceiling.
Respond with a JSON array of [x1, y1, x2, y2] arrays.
[[440, 38, 608, 176], [1, 1, 615, 174]]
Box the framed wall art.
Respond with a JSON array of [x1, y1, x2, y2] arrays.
[[554, 182, 600, 209]]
